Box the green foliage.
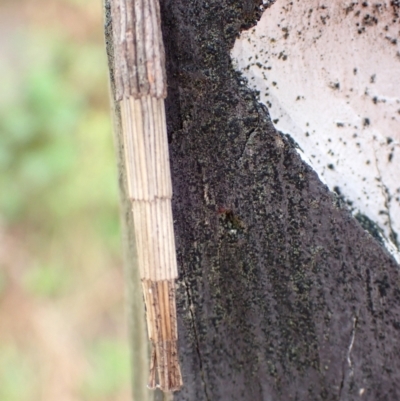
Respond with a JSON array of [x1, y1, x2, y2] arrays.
[[82, 339, 130, 399], [0, 270, 6, 296], [0, 5, 126, 400], [23, 261, 72, 298], [0, 27, 121, 252], [0, 346, 35, 401], [0, 33, 80, 222]]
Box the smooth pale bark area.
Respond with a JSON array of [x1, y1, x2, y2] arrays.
[[232, 0, 400, 262], [105, 1, 400, 400]]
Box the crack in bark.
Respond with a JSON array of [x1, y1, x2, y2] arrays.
[[346, 316, 357, 377], [182, 278, 211, 401], [238, 128, 257, 163], [338, 316, 358, 400], [372, 145, 399, 251]]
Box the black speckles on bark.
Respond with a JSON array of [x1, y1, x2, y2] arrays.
[[159, 1, 400, 396], [105, 0, 400, 400]]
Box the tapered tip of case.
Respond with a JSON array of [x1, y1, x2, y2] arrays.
[[142, 279, 183, 392], [148, 339, 183, 391]]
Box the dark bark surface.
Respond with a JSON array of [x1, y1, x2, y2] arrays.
[[105, 1, 400, 400]]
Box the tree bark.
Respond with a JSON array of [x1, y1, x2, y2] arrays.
[[104, 1, 400, 400]]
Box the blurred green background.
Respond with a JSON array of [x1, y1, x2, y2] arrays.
[[0, 0, 130, 400]]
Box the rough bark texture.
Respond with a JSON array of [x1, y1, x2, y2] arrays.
[[105, 1, 400, 400]]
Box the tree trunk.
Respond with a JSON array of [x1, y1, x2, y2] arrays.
[[104, 1, 400, 400]]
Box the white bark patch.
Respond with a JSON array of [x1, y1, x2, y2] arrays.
[[232, 1, 400, 262]]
